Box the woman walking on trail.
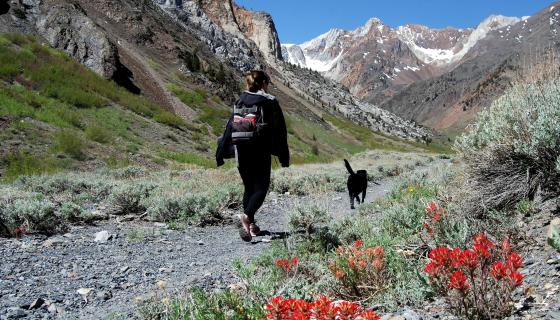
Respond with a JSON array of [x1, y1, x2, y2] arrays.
[[216, 70, 290, 242]]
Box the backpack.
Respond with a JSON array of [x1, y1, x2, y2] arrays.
[[231, 102, 267, 145]]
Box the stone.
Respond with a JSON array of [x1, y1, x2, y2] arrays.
[[47, 304, 58, 314], [402, 308, 422, 320], [28, 297, 45, 310], [156, 280, 167, 289], [6, 307, 27, 319], [96, 291, 112, 301], [42, 238, 65, 247], [94, 231, 111, 243], [77, 288, 93, 303]]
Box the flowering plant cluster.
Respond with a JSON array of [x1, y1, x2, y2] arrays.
[[328, 240, 386, 298], [275, 257, 299, 273], [265, 296, 380, 320], [422, 201, 446, 238], [425, 234, 524, 319]]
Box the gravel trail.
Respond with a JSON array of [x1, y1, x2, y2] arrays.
[[0, 171, 399, 319]]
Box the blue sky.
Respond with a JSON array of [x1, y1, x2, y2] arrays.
[[235, 0, 555, 44]]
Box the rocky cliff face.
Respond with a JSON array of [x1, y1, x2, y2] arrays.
[[36, 2, 117, 78], [195, 0, 283, 62], [0, 0, 118, 78], [232, 4, 283, 61], [153, 0, 261, 71]]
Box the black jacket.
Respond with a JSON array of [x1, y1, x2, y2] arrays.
[[216, 91, 290, 167]]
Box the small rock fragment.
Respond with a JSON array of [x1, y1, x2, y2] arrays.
[[28, 297, 45, 310], [77, 288, 93, 303], [156, 280, 167, 289], [94, 230, 111, 243], [96, 291, 112, 301], [42, 238, 64, 248]]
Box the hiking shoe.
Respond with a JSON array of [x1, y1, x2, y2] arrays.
[[249, 223, 261, 237], [237, 214, 252, 242]]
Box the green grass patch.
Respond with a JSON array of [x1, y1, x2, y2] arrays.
[[3, 152, 64, 182], [168, 84, 206, 106], [159, 151, 215, 168], [53, 130, 86, 160], [167, 83, 230, 134], [154, 111, 186, 128], [85, 126, 113, 144]]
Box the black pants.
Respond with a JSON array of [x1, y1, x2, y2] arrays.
[[237, 146, 271, 223]]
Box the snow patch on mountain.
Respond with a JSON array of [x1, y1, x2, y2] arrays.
[[396, 15, 521, 65], [281, 13, 526, 85]]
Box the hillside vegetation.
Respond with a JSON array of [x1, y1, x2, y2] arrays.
[[0, 33, 446, 182]]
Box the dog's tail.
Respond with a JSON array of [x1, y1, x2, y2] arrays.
[[344, 159, 355, 175]]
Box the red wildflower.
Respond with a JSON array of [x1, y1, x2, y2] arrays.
[[449, 271, 470, 290], [508, 271, 524, 287], [426, 201, 438, 213], [461, 249, 479, 271], [335, 270, 345, 279], [507, 253, 523, 269], [291, 257, 299, 267], [490, 262, 510, 279], [354, 239, 364, 248], [428, 247, 451, 267], [362, 310, 382, 320], [474, 234, 495, 249], [275, 257, 299, 273], [424, 261, 437, 275], [266, 296, 380, 320]]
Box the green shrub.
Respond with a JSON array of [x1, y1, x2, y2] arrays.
[[112, 166, 147, 179], [144, 182, 241, 225], [0, 194, 67, 236], [455, 78, 560, 216], [59, 202, 94, 223], [549, 225, 560, 252], [54, 130, 86, 160], [288, 205, 329, 237], [108, 182, 157, 215], [85, 126, 113, 144], [137, 288, 264, 320], [42, 85, 105, 109]]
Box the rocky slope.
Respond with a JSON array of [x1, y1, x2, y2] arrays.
[[0, 0, 430, 144], [151, 0, 430, 140], [379, 4, 560, 130], [282, 3, 560, 131]]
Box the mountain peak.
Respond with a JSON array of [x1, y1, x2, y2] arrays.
[[479, 15, 521, 29]]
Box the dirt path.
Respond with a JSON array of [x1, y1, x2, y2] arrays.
[[0, 168, 409, 319]]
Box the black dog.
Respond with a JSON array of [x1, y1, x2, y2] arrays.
[[344, 159, 368, 209]]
